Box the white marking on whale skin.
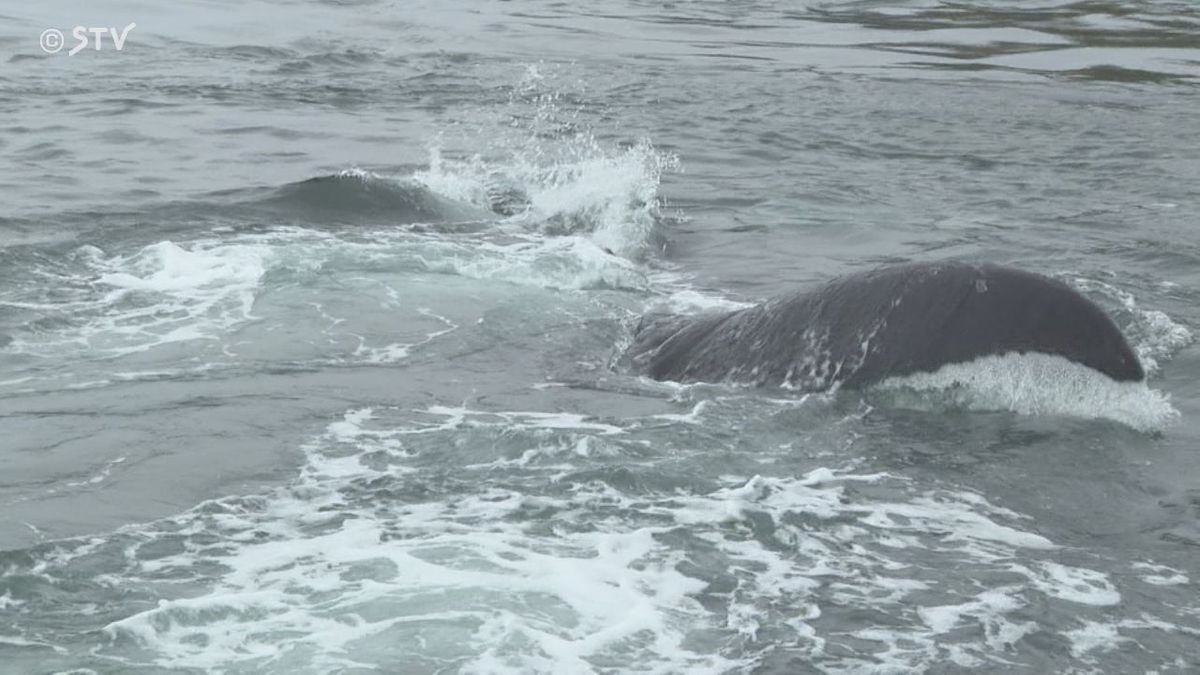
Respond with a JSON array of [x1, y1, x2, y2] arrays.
[[974, 279, 988, 293], [873, 351, 1178, 432], [784, 325, 835, 390], [851, 316, 888, 374]]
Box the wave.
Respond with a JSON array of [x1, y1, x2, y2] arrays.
[[205, 65, 680, 261], [204, 132, 676, 264], [232, 169, 494, 225], [872, 352, 1178, 433]]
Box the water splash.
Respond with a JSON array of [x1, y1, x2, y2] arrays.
[[875, 351, 1179, 432]]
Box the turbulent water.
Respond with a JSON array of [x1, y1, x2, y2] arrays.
[[2, 1, 1199, 673]]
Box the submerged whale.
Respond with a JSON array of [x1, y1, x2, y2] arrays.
[[623, 261, 1144, 390]]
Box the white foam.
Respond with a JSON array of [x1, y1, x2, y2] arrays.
[[649, 400, 711, 425], [1063, 616, 1200, 660], [98, 240, 267, 296], [33, 394, 1193, 672], [0, 591, 24, 610], [876, 351, 1179, 432], [2, 224, 648, 390], [327, 407, 376, 441], [1063, 620, 1129, 658], [0, 635, 66, 653], [918, 587, 1037, 651], [104, 489, 736, 672], [857, 497, 1054, 552], [1132, 562, 1190, 586], [1134, 309, 1194, 373], [5, 240, 270, 359], [417, 236, 648, 291], [421, 405, 626, 435], [1010, 562, 1121, 606], [336, 166, 385, 181], [656, 287, 755, 314], [98, 240, 267, 350]]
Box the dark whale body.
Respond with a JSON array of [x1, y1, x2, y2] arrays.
[[624, 262, 1144, 390]]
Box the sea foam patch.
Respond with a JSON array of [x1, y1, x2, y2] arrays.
[[0, 399, 1169, 674], [1, 240, 271, 359], [0, 218, 640, 389]]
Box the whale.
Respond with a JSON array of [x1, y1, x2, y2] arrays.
[[622, 261, 1144, 390]]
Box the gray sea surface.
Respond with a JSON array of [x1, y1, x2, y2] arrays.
[[1, 0, 1199, 672]]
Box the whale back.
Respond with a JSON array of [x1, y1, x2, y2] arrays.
[[626, 262, 1144, 390]]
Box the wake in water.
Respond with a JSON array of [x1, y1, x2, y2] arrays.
[[1, 241, 271, 360], [5, 395, 1195, 673], [0, 70, 682, 392]]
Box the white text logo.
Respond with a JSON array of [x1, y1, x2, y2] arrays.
[[40, 23, 136, 56]]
